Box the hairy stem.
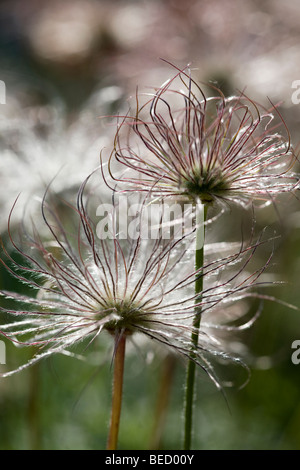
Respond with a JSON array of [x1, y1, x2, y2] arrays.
[[184, 202, 207, 450], [107, 333, 126, 450]]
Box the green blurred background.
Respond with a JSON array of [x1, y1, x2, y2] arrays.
[[0, 0, 300, 450]]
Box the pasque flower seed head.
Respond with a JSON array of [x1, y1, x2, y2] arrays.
[[0, 170, 270, 386], [109, 65, 299, 208]]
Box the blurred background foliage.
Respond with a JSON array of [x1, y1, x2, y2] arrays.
[[0, 0, 300, 450]]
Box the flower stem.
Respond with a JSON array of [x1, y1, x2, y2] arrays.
[[28, 362, 41, 450], [107, 333, 126, 450], [184, 202, 207, 450], [149, 354, 177, 449]]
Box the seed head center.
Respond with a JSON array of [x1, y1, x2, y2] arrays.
[[99, 298, 147, 334], [182, 167, 229, 203]]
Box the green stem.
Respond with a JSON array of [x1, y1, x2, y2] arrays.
[[183, 202, 207, 450], [107, 333, 126, 450]]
